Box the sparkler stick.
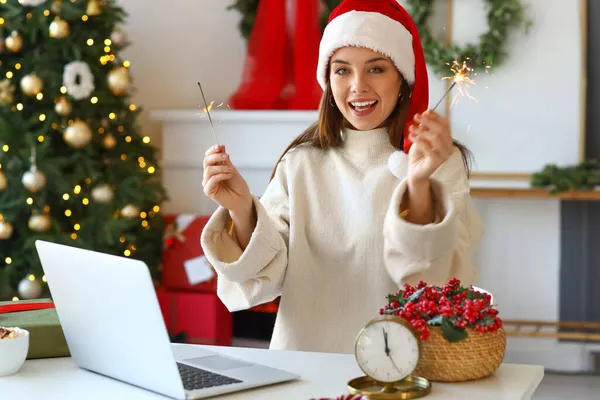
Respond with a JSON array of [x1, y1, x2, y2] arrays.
[[432, 54, 479, 111], [197, 81, 219, 145]]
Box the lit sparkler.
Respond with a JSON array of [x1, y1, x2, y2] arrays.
[[432, 55, 479, 111], [197, 81, 219, 145]]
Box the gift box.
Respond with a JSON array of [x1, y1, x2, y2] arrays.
[[162, 214, 217, 293], [156, 286, 232, 346], [0, 299, 70, 359]]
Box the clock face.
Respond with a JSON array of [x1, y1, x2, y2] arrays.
[[355, 317, 420, 383]]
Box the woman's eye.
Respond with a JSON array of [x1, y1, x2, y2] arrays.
[[369, 67, 384, 73], [335, 68, 349, 75]]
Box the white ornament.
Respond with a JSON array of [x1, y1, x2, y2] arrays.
[[18, 277, 43, 300], [28, 214, 52, 233], [22, 166, 46, 192], [19, 0, 47, 6], [63, 61, 95, 100], [91, 184, 114, 203], [110, 27, 127, 46], [121, 204, 140, 219]]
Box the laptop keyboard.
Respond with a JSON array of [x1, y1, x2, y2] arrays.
[[177, 362, 242, 391]]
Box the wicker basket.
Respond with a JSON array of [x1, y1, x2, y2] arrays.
[[413, 326, 506, 382]]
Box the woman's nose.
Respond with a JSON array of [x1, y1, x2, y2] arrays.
[[351, 74, 369, 93]]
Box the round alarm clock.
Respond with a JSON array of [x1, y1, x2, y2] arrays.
[[347, 315, 431, 399]]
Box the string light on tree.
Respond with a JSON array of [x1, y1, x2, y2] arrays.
[[103, 133, 117, 149]]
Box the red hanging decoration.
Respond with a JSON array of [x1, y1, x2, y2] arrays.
[[288, 0, 323, 109], [229, 0, 323, 110]]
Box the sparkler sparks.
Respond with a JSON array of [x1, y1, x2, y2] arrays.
[[196, 83, 231, 145], [432, 55, 482, 111]]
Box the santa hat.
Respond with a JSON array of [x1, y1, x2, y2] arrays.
[[317, 0, 429, 153]]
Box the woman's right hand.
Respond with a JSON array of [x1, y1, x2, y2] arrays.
[[203, 145, 252, 215]]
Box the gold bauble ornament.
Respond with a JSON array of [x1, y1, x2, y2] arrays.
[[6, 31, 23, 52], [0, 220, 13, 240], [20, 74, 43, 97], [0, 170, 7, 191], [64, 120, 92, 149], [28, 213, 52, 233], [18, 277, 43, 300], [103, 133, 117, 149], [91, 184, 113, 203], [51, 0, 63, 15], [22, 167, 46, 193], [49, 17, 70, 39], [121, 204, 140, 219], [86, 0, 102, 16], [55, 96, 72, 116], [107, 67, 131, 96]]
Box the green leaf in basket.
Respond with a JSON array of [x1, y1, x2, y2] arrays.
[[441, 317, 468, 343], [477, 316, 496, 326], [408, 287, 426, 303], [427, 315, 443, 326]]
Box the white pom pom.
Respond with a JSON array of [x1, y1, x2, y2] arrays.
[[387, 151, 408, 179]]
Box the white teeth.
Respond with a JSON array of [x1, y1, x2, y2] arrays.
[[351, 100, 376, 107]]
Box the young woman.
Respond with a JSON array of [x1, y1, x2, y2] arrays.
[[201, 0, 484, 354]]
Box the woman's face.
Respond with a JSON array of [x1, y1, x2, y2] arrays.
[[329, 46, 403, 131]]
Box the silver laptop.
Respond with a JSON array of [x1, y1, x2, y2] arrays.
[[35, 240, 299, 399]]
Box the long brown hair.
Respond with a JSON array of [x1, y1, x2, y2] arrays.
[[270, 73, 472, 181]]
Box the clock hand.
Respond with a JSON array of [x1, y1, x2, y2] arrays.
[[387, 352, 405, 377], [382, 328, 390, 356]]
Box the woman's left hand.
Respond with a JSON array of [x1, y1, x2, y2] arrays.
[[406, 109, 454, 183]]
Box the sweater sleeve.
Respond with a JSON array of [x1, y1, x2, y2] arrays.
[[200, 160, 290, 312], [383, 148, 484, 287]]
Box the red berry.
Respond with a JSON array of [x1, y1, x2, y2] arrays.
[[416, 280, 428, 289]]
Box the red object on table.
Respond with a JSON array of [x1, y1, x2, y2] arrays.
[[156, 286, 232, 346], [0, 302, 55, 314], [162, 215, 216, 293]]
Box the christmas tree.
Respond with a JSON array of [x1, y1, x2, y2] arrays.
[[0, 0, 167, 301]]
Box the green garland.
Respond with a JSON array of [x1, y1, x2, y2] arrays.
[[406, 0, 532, 76], [531, 160, 600, 195], [228, 0, 531, 75]]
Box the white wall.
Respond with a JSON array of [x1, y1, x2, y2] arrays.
[[117, 0, 247, 148]]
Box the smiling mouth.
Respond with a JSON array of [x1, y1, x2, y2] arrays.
[[349, 100, 378, 112]]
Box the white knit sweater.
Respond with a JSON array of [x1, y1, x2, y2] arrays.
[[200, 127, 484, 354]]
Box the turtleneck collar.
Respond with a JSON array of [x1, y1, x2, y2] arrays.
[[341, 126, 398, 164]]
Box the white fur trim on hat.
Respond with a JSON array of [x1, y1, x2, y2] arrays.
[[317, 10, 415, 89]]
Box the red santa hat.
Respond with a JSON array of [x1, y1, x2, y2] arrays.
[[317, 0, 429, 153]]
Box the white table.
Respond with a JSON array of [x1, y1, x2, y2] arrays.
[[0, 344, 544, 399]]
